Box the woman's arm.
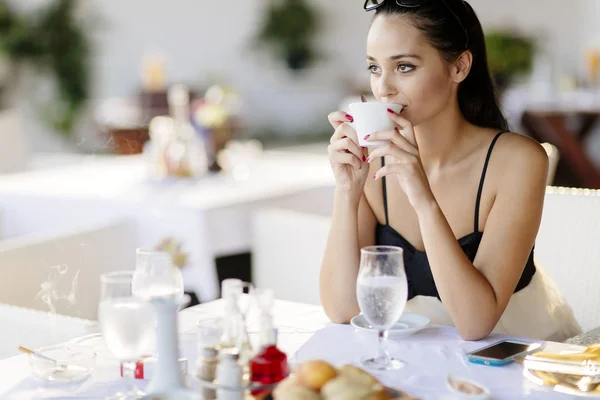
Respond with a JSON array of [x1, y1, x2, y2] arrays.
[[367, 108, 549, 340], [417, 135, 548, 340], [320, 190, 377, 324]]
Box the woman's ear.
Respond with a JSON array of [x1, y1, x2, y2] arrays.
[[451, 50, 473, 84]]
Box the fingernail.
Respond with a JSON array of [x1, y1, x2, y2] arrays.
[[361, 146, 366, 149], [395, 127, 399, 132], [387, 108, 395, 114], [362, 155, 367, 162], [345, 114, 354, 122], [373, 174, 377, 180], [364, 135, 370, 140], [366, 156, 371, 162]]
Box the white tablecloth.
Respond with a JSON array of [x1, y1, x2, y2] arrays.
[[0, 299, 330, 399], [295, 325, 584, 400], [0, 304, 97, 359], [0, 300, 584, 399]]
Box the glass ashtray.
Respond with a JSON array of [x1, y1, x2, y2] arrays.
[[28, 344, 96, 382]]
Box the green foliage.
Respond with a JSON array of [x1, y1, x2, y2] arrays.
[[256, 0, 318, 71], [485, 31, 534, 87], [0, 0, 90, 138]]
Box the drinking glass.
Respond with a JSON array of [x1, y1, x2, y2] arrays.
[[356, 246, 408, 370], [132, 248, 184, 301], [219, 279, 254, 362], [98, 271, 155, 399]]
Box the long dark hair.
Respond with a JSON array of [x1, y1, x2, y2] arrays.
[[374, 1, 508, 131]]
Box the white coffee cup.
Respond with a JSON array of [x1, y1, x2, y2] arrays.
[[348, 102, 403, 147]]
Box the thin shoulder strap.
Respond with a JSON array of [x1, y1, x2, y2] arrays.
[[381, 157, 389, 226], [474, 130, 508, 232]]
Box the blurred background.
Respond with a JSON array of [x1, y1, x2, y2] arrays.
[[0, 0, 598, 161], [0, 0, 599, 347]]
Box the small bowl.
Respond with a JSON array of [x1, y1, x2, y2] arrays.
[[29, 344, 96, 382], [446, 375, 491, 399]]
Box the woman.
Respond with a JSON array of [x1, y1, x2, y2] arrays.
[[320, 0, 580, 341]]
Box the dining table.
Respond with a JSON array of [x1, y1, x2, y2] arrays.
[[522, 107, 600, 189], [0, 299, 588, 399], [0, 303, 97, 360]]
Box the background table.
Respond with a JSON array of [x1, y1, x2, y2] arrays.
[[522, 108, 600, 188], [0, 147, 334, 304]]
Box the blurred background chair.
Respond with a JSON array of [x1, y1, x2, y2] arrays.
[[0, 218, 137, 320], [542, 142, 560, 186], [252, 186, 334, 305], [534, 187, 600, 333], [252, 207, 331, 305]]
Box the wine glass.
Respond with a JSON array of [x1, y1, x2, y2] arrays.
[[132, 248, 184, 301], [356, 245, 407, 370], [98, 271, 155, 399]]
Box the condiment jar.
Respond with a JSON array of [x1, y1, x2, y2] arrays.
[[216, 350, 243, 400], [196, 346, 219, 400]]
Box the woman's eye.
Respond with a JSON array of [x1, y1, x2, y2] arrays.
[[397, 64, 415, 73], [368, 65, 381, 74]]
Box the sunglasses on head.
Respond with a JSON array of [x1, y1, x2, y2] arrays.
[[363, 0, 469, 50]]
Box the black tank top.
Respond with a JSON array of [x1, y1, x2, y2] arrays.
[[375, 130, 537, 301]]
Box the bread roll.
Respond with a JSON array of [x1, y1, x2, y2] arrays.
[[321, 375, 374, 400], [296, 360, 338, 391], [337, 364, 380, 387], [273, 377, 321, 400]]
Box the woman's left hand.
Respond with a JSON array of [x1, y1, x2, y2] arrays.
[[365, 109, 435, 211]]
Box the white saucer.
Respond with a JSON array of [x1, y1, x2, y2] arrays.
[[350, 312, 431, 338]]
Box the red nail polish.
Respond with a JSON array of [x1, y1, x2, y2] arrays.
[[364, 135, 370, 140], [373, 175, 377, 179], [387, 108, 395, 114], [395, 127, 399, 132], [362, 155, 366, 162], [345, 114, 354, 122]]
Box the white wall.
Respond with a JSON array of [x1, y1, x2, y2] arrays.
[[7, 0, 596, 151], [581, 0, 600, 48], [470, 0, 586, 78]]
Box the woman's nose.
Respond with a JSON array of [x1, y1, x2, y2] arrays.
[[377, 73, 398, 100]]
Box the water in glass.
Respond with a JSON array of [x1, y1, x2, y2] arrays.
[[98, 298, 154, 360], [356, 245, 407, 371]]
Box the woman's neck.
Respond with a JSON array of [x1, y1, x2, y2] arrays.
[[414, 102, 473, 173]]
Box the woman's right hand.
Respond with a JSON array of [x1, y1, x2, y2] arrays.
[[327, 111, 369, 197]]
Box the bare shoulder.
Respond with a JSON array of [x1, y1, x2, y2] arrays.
[[495, 131, 548, 161], [493, 131, 549, 184]]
